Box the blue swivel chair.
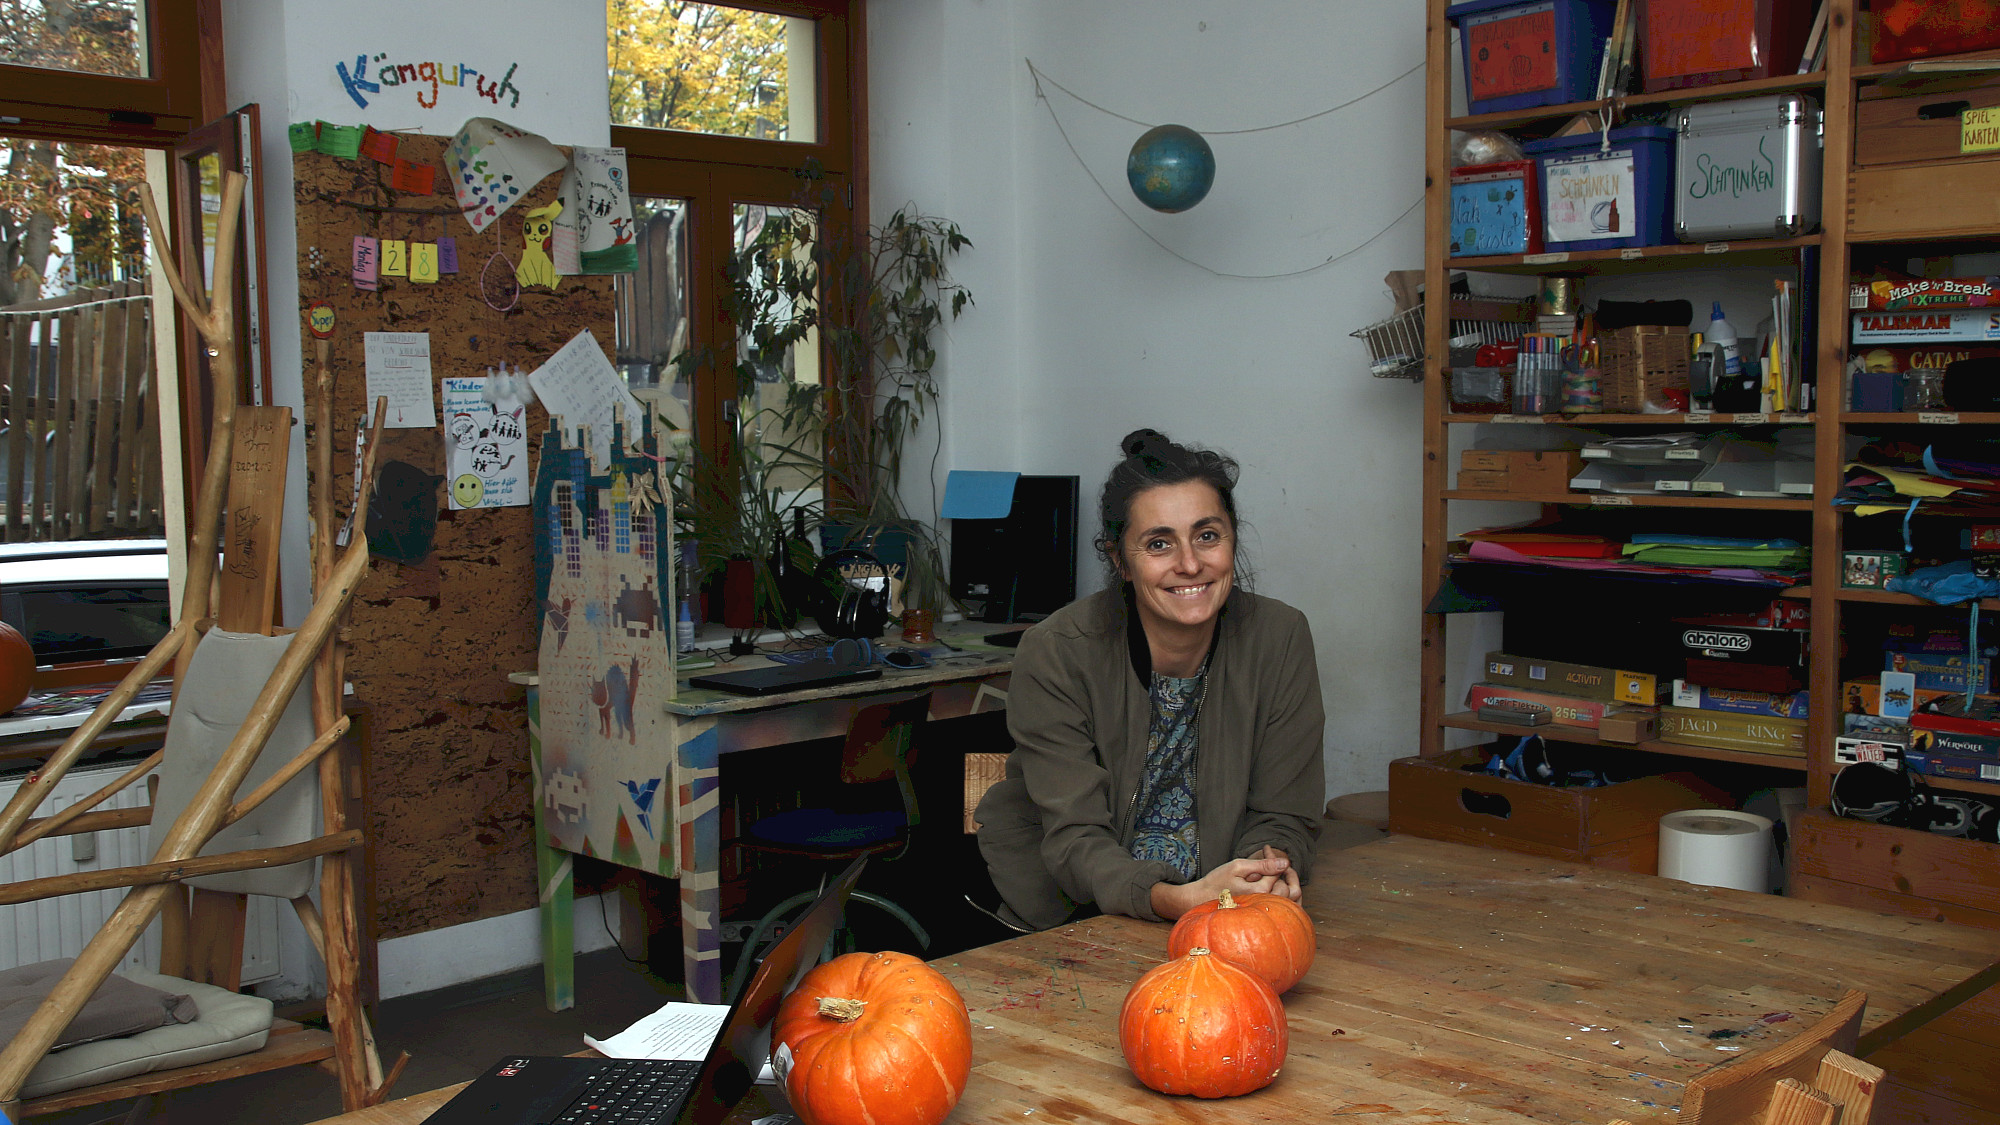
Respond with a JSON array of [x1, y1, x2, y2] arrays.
[[725, 692, 933, 1002]]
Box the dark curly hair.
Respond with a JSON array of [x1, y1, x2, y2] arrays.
[[1094, 429, 1249, 586]]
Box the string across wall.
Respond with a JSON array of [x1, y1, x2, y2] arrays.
[[1026, 58, 1427, 280]]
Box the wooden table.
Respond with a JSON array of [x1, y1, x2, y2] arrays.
[[317, 835, 2000, 1124], [525, 625, 1015, 1009]]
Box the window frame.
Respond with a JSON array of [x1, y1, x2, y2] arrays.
[[0, 0, 222, 146], [613, 0, 865, 477]]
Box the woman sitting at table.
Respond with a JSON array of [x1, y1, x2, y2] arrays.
[[973, 429, 1325, 931]]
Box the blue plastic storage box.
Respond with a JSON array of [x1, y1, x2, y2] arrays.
[[1447, 0, 1614, 116], [1522, 126, 1676, 253]]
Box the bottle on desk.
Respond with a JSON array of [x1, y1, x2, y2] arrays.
[[677, 599, 696, 653]]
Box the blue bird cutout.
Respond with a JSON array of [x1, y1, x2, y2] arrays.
[[622, 778, 661, 836]]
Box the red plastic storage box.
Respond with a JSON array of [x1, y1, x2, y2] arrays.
[[1638, 0, 1815, 91], [1870, 0, 2000, 64]]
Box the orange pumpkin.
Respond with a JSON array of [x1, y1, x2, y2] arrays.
[[770, 951, 972, 1125], [0, 621, 32, 715], [1119, 946, 1287, 1098], [1167, 889, 1316, 993]]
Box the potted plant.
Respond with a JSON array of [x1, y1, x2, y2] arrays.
[[672, 170, 973, 640]]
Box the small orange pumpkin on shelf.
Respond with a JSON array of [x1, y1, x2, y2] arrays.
[[770, 951, 972, 1125], [1119, 946, 1287, 1098], [1167, 889, 1315, 993]]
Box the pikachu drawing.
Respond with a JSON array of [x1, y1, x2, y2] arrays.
[[516, 201, 562, 290]]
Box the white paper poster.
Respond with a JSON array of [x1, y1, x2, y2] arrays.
[[528, 329, 643, 468], [442, 375, 531, 509], [552, 146, 637, 275], [1541, 150, 1636, 243], [362, 332, 437, 428], [444, 117, 567, 234]]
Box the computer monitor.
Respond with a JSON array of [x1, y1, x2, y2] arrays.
[[949, 475, 1079, 623]]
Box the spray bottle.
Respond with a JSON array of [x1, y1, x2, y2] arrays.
[[1707, 302, 1755, 412]]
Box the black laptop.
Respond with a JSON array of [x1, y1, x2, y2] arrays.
[[687, 660, 882, 697], [422, 856, 869, 1125]]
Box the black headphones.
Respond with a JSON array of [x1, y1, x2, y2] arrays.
[[814, 548, 891, 640]]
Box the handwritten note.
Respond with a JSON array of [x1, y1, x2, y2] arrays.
[[528, 328, 643, 467], [363, 332, 438, 428], [1966, 107, 2000, 155]]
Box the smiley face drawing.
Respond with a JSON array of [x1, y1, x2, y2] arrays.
[[452, 473, 486, 509]]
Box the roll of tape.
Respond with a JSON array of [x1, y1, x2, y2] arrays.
[[1658, 809, 1774, 893]]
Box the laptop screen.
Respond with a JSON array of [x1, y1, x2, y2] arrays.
[[675, 854, 868, 1125]]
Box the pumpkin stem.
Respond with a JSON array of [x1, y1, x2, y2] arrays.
[[816, 997, 868, 1022], [1219, 889, 1236, 909], [1187, 947, 1211, 958]]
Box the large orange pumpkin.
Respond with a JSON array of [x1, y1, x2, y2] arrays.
[[770, 951, 972, 1125], [1167, 889, 1316, 993], [0, 621, 33, 715], [1119, 946, 1287, 1098]]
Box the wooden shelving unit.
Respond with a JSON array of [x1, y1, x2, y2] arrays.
[[1417, 0, 2000, 927]]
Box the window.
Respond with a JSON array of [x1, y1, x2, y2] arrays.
[[0, 0, 217, 145], [608, 0, 859, 493]]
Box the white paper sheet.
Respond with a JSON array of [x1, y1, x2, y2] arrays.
[[362, 332, 437, 428], [441, 375, 531, 508], [528, 328, 643, 468], [584, 1002, 729, 1061], [444, 117, 567, 234]]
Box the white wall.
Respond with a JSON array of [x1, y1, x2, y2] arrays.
[[869, 0, 1430, 798]]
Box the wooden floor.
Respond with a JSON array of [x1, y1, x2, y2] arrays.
[[1871, 977, 2000, 1125]]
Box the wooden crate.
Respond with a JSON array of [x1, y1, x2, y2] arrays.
[[1791, 809, 2000, 930], [1850, 157, 2000, 241], [1387, 747, 1723, 873], [1599, 325, 1689, 414]]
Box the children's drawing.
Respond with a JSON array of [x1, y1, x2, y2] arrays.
[[441, 375, 531, 508], [518, 202, 563, 290], [444, 117, 564, 234], [531, 409, 677, 875], [552, 146, 638, 275]]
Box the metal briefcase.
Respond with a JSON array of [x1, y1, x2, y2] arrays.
[[1673, 93, 1823, 242]]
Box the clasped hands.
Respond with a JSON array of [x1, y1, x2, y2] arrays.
[[1151, 844, 1300, 920]]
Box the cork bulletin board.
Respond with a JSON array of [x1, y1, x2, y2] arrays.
[[293, 134, 615, 938]]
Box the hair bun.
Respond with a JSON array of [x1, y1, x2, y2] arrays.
[[1121, 428, 1168, 458]]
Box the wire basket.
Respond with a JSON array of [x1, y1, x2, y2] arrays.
[[1351, 297, 1534, 381]]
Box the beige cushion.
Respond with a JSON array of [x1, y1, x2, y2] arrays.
[[0, 959, 197, 1050], [19, 968, 272, 1100], [149, 628, 321, 898]]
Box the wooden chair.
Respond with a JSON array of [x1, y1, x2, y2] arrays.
[[0, 172, 401, 1120], [1614, 990, 1886, 1125]]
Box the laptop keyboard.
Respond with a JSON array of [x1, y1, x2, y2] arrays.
[[554, 1059, 701, 1124]]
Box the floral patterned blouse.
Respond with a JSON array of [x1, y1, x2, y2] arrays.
[[1128, 670, 1204, 881]]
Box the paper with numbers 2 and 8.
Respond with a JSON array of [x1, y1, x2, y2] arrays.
[[362, 331, 437, 428]]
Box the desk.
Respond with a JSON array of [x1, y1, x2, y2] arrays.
[[527, 628, 1015, 1009], [315, 834, 2000, 1125]]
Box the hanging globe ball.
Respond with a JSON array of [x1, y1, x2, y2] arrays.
[[1127, 124, 1215, 213]]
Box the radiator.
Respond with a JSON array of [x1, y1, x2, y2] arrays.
[[0, 763, 280, 983]]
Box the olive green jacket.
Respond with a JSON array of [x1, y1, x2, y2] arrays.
[[975, 587, 1325, 929]]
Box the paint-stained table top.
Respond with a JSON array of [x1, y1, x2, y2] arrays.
[[312, 835, 2000, 1125], [929, 835, 2000, 1124]]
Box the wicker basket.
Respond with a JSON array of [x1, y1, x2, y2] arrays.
[[1600, 325, 1690, 413]]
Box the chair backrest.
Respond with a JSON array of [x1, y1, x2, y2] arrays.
[[147, 628, 322, 900], [1678, 990, 1874, 1125], [838, 693, 931, 826]]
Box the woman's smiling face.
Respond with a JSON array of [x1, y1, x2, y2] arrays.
[[1118, 480, 1235, 639]]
